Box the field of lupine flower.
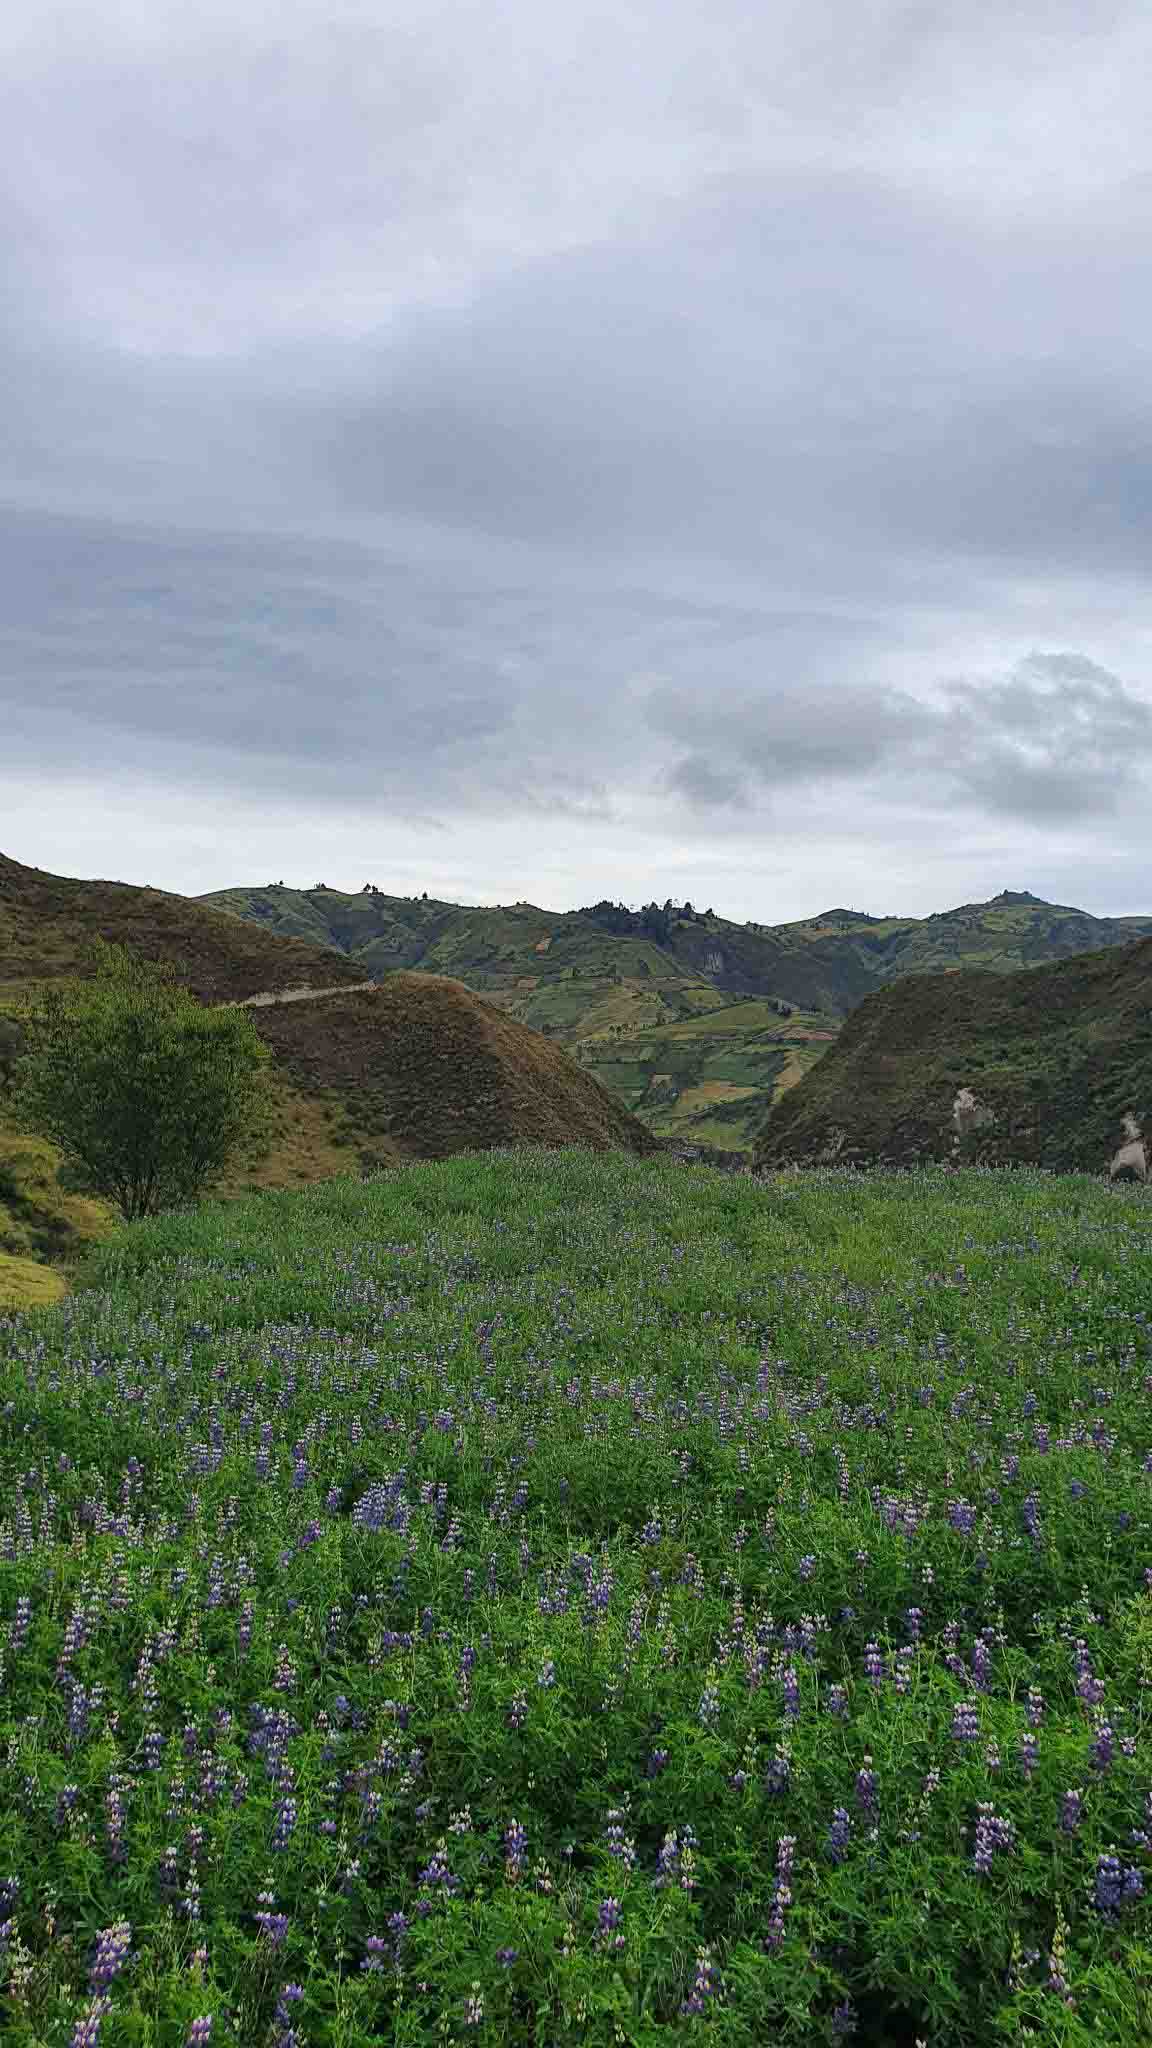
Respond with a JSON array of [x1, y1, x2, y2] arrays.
[[1, 1143, 1151, 2047]]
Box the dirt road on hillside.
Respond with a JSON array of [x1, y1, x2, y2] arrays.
[[218, 981, 378, 1008]]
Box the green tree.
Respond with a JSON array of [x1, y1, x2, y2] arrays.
[[2, 941, 274, 1222]]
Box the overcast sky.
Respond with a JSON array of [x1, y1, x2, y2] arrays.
[[4, 0, 1152, 924]]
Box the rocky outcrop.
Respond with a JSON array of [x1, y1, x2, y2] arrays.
[[751, 936, 1152, 1179], [1109, 1112, 1148, 1183]]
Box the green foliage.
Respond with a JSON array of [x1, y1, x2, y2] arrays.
[[0, 1248, 66, 1310], [197, 882, 1152, 1163], [2, 938, 274, 1223], [0, 1151, 1150, 2042]]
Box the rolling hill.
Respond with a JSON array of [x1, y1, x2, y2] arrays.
[[197, 880, 1152, 1158], [0, 852, 666, 1307], [5, 848, 1150, 1309], [750, 933, 1152, 1178]]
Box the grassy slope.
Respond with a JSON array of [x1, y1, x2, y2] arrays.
[[752, 934, 1152, 1174], [235, 974, 668, 1175], [198, 884, 1152, 1156], [0, 850, 366, 1001], [4, 1150, 1150, 2042], [0, 856, 663, 1307]]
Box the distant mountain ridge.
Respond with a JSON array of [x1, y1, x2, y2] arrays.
[[197, 878, 1152, 1010], [196, 879, 1152, 1157]]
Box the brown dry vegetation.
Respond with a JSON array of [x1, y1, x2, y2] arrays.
[[243, 974, 666, 1175], [0, 851, 364, 1002], [0, 853, 667, 1309]]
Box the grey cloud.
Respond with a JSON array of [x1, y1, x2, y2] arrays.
[[3, 1, 1152, 912], [646, 653, 1152, 822], [664, 757, 754, 813]]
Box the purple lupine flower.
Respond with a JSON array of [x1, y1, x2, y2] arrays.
[[418, 1842, 461, 1896], [698, 1674, 720, 1728], [1061, 1788, 1084, 1834], [1090, 1724, 1115, 1774], [797, 1554, 816, 1580], [679, 1943, 722, 2017], [1093, 1851, 1144, 1921], [832, 2000, 858, 2037], [781, 1664, 800, 1720], [825, 1684, 848, 1717], [764, 1745, 792, 1798], [596, 1897, 624, 1949], [893, 1645, 916, 1696], [972, 1804, 1016, 1873], [104, 1779, 129, 1864], [56, 1783, 81, 1828], [254, 1895, 290, 1947], [88, 1921, 132, 1991], [863, 1642, 886, 1689], [7, 1597, 31, 1652], [855, 1757, 878, 1819], [504, 1818, 527, 1881], [1076, 1667, 1106, 1710], [1025, 1689, 1046, 1728], [603, 1809, 636, 1872], [185, 2022, 213, 2047], [825, 1807, 852, 1865], [762, 1835, 796, 1953], [271, 1982, 304, 2048], [646, 1747, 669, 1776], [70, 1997, 112, 2048], [952, 1699, 981, 1743], [1018, 1732, 1039, 1778], [497, 1946, 519, 1968]]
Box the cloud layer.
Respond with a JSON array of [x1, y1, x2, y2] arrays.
[[3, 0, 1151, 919]]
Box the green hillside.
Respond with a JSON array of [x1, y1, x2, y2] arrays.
[[0, 852, 667, 1308], [198, 882, 1152, 1157], [751, 933, 1152, 1177]]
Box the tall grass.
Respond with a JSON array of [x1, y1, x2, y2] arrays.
[[0, 1145, 1150, 2045]]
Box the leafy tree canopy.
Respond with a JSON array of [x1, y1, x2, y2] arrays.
[[1, 939, 273, 1223]]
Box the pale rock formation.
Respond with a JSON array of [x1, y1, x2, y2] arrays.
[[951, 1086, 996, 1156], [1109, 1111, 1148, 1183]]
